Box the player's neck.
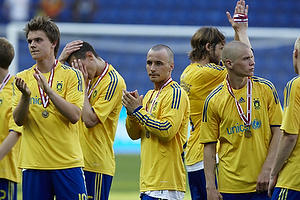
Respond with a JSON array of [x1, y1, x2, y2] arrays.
[[0, 68, 9, 83], [36, 57, 56, 73], [193, 57, 210, 66], [228, 75, 248, 90], [95, 58, 106, 78], [154, 77, 171, 90], [296, 62, 300, 75]]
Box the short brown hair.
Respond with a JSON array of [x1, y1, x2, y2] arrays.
[[0, 37, 14, 69], [24, 16, 60, 57], [150, 44, 174, 64]]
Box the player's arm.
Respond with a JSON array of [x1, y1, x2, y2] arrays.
[[256, 126, 282, 193], [81, 92, 100, 128], [13, 77, 31, 126], [48, 89, 81, 124], [122, 89, 143, 140], [34, 67, 82, 124], [125, 115, 142, 140], [131, 88, 188, 142], [0, 131, 21, 161], [268, 131, 297, 197], [204, 142, 222, 200], [227, 0, 251, 47]]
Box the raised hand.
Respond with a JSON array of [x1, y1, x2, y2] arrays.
[[33, 67, 51, 94], [227, 0, 249, 30], [14, 77, 31, 97], [122, 89, 143, 115], [71, 59, 89, 85], [58, 40, 83, 64]]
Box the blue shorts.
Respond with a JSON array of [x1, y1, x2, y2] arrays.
[[271, 187, 300, 200], [84, 170, 113, 200], [0, 179, 17, 200], [140, 194, 167, 200], [187, 169, 207, 200], [22, 168, 87, 200], [221, 191, 269, 200]]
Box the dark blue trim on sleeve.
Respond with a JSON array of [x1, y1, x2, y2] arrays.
[[270, 125, 281, 127], [132, 106, 142, 115], [204, 141, 218, 144]]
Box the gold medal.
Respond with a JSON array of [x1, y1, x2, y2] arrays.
[[42, 110, 49, 118], [245, 129, 252, 138], [146, 131, 150, 138]]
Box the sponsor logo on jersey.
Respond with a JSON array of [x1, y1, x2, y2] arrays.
[[226, 119, 261, 135], [30, 95, 42, 105]]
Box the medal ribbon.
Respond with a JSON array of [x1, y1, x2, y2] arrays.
[[87, 62, 109, 99], [146, 77, 172, 114], [38, 60, 58, 108], [226, 75, 252, 126], [0, 72, 12, 93]]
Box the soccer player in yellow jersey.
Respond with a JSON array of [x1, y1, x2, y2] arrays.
[[200, 41, 283, 200], [59, 40, 126, 200], [0, 37, 22, 200], [180, 1, 251, 199], [122, 44, 190, 200], [12, 16, 87, 200], [268, 37, 300, 199]]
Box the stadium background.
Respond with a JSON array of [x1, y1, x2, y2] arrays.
[[0, 0, 299, 154]]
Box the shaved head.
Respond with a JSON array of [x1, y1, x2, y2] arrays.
[[221, 41, 250, 63]]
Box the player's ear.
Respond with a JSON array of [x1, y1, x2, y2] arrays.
[[294, 49, 298, 59], [225, 59, 233, 69], [205, 43, 212, 52], [85, 52, 93, 60]]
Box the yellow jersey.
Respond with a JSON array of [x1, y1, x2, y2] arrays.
[[12, 62, 85, 169], [80, 65, 126, 176], [126, 80, 190, 192], [200, 76, 282, 193], [276, 76, 300, 192], [180, 62, 226, 166], [0, 75, 22, 183]]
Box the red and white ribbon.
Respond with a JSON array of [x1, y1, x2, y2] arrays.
[[226, 75, 252, 126], [0, 72, 12, 93], [38, 60, 58, 108], [87, 62, 109, 99], [146, 77, 172, 114], [233, 13, 248, 23]]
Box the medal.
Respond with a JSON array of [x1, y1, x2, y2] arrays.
[[87, 62, 109, 99], [42, 110, 49, 118], [38, 60, 57, 108], [145, 77, 172, 114], [146, 131, 150, 138], [144, 77, 172, 139], [226, 76, 253, 137], [245, 129, 252, 138]]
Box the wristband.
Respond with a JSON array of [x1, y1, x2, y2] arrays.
[[233, 13, 248, 23]]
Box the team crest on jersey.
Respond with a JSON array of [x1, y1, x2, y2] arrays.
[[0, 98, 2, 107], [93, 90, 98, 98], [153, 102, 158, 111], [56, 81, 63, 92], [253, 98, 260, 109]]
